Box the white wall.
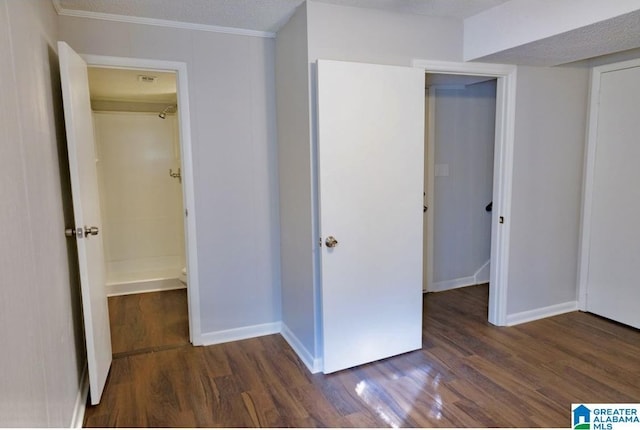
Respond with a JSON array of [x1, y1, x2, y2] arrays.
[[281, 1, 592, 334], [432, 80, 496, 286], [305, 1, 464, 305], [0, 0, 85, 426], [275, 3, 318, 361], [276, 1, 465, 365], [59, 15, 281, 336], [507, 65, 590, 315], [94, 112, 185, 284], [307, 0, 463, 65]]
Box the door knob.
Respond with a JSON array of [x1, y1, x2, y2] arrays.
[[65, 227, 81, 238], [325, 236, 339, 248], [84, 226, 99, 237]]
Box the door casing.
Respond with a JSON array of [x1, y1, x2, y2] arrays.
[[578, 58, 640, 326], [83, 54, 202, 344], [413, 59, 518, 326]]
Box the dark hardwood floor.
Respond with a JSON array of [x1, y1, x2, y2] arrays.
[[107, 288, 190, 357], [84, 284, 640, 427]]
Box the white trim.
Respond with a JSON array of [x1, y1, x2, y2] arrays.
[[577, 67, 601, 311], [69, 366, 89, 428], [413, 59, 517, 326], [415, 59, 517, 77], [473, 259, 491, 285], [280, 324, 323, 374], [107, 278, 185, 297], [81, 54, 202, 346], [424, 89, 436, 293], [431, 276, 476, 293], [51, 0, 63, 14], [506, 301, 578, 326], [53, 1, 275, 39], [429, 260, 491, 292], [577, 57, 640, 312], [200, 322, 282, 346]]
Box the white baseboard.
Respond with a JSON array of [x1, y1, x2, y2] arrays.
[[201, 322, 324, 373], [70, 365, 88, 428], [280, 323, 323, 374], [506, 301, 578, 326], [107, 278, 186, 297], [200, 321, 282, 346], [430, 260, 491, 292], [430, 275, 476, 292], [474, 260, 490, 284]]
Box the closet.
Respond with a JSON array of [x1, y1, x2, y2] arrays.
[[579, 59, 640, 329]]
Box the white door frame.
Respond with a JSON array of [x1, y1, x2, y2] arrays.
[[423, 88, 435, 293], [413, 59, 517, 326], [577, 58, 640, 311], [83, 54, 202, 344]]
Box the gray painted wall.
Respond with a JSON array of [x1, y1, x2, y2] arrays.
[[0, 0, 85, 426], [59, 14, 282, 336], [508, 65, 590, 314], [275, 3, 318, 358], [432, 80, 496, 284]]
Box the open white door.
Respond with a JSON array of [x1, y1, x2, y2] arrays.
[[58, 41, 112, 404], [317, 60, 424, 373]]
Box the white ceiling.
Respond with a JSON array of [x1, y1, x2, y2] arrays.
[[472, 9, 640, 66], [87, 67, 177, 113], [88, 67, 177, 103], [55, 0, 510, 33]]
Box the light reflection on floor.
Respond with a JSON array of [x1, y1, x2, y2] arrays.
[[354, 362, 444, 427]]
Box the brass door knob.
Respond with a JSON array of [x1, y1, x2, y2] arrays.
[[325, 236, 339, 248]]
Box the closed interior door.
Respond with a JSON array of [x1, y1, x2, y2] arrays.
[[58, 41, 112, 404], [317, 60, 424, 373], [585, 64, 640, 329]]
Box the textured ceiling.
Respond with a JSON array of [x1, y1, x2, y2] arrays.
[[474, 9, 640, 66], [56, 0, 510, 33]]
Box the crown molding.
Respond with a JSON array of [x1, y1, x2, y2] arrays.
[[52, 0, 276, 39]]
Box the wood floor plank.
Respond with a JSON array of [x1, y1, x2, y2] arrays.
[[108, 289, 189, 355], [85, 285, 640, 428], [341, 411, 385, 428]]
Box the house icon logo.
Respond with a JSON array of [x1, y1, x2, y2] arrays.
[[573, 404, 591, 430]]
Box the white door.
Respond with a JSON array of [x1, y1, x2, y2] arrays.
[[58, 41, 112, 404], [317, 60, 425, 373], [584, 63, 640, 329]]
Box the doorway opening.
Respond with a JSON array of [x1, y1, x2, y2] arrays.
[[87, 66, 189, 354], [414, 59, 517, 326], [83, 54, 201, 345], [423, 73, 497, 319]]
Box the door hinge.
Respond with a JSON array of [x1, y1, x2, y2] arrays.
[[499, 216, 505, 224]]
